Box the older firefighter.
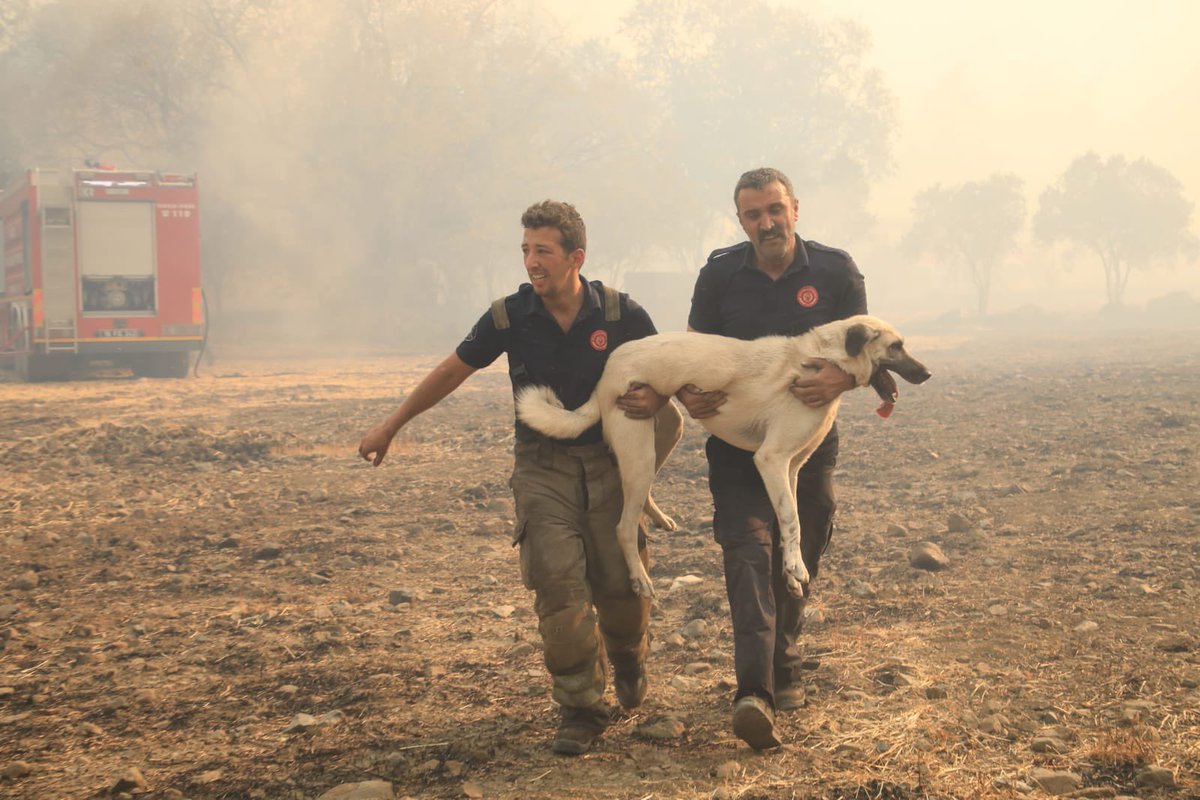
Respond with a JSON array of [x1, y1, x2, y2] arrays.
[[358, 200, 680, 755]]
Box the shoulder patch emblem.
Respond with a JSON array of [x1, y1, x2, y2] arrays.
[[590, 329, 608, 352], [464, 323, 478, 342], [796, 285, 819, 308]]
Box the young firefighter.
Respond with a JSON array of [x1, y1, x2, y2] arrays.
[[358, 200, 680, 755]]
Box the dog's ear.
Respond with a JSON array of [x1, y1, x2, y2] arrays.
[[845, 323, 873, 357]]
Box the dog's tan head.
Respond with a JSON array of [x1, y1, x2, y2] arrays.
[[842, 316, 931, 405]]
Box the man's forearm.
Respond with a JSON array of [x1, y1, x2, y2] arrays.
[[382, 354, 476, 436]]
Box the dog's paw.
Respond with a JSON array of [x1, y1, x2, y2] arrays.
[[649, 511, 677, 532], [783, 554, 810, 598], [630, 568, 656, 599], [642, 497, 677, 532]]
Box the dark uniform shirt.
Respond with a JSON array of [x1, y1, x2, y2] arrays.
[[688, 235, 867, 339], [457, 276, 657, 445]]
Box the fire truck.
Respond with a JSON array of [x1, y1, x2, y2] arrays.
[[0, 167, 204, 380]]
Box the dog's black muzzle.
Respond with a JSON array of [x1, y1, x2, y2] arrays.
[[869, 358, 931, 403]]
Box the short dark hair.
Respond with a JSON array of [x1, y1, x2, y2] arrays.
[[521, 200, 586, 254], [734, 167, 795, 208]]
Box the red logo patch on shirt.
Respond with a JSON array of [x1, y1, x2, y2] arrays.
[[796, 285, 819, 308], [590, 330, 608, 351]]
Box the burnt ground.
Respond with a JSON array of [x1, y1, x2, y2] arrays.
[[0, 330, 1197, 800]]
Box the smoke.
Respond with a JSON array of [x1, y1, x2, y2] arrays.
[[2, 0, 1197, 361]]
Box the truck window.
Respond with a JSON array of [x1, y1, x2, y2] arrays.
[[77, 201, 156, 314]]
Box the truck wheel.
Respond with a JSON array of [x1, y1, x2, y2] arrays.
[[132, 352, 190, 378], [18, 354, 71, 382], [161, 351, 191, 378]]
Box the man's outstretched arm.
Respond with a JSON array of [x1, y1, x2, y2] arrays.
[[358, 353, 477, 466]]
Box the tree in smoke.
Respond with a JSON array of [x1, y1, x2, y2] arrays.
[[0, 0, 32, 51], [620, 0, 896, 266], [1034, 153, 1198, 309], [903, 174, 1025, 316], [0, 0, 244, 170]]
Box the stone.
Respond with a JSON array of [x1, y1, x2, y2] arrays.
[[1135, 765, 1175, 788], [669, 575, 704, 593], [666, 675, 695, 694], [2, 761, 32, 779], [679, 619, 708, 639], [507, 643, 536, 659], [976, 715, 1007, 735], [112, 767, 149, 794], [1028, 768, 1081, 795], [253, 544, 283, 560], [388, 588, 420, 605], [1155, 635, 1192, 653], [284, 712, 342, 733], [1031, 736, 1070, 754], [947, 513, 971, 532], [909, 542, 950, 571], [846, 578, 876, 598], [714, 760, 741, 779], [635, 714, 686, 740], [318, 779, 395, 799], [13, 571, 38, 591]]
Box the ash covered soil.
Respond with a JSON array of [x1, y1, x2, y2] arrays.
[[0, 332, 1197, 800]]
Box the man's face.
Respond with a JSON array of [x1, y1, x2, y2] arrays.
[[736, 180, 799, 265], [522, 226, 583, 301]]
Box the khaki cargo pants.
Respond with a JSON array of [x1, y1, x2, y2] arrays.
[[511, 438, 650, 709]]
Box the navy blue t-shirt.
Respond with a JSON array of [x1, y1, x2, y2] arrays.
[[457, 277, 657, 445], [688, 236, 867, 339]]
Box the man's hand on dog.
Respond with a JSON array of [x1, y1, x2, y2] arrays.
[[358, 426, 395, 466], [791, 358, 855, 407], [676, 384, 727, 419], [617, 383, 672, 419]]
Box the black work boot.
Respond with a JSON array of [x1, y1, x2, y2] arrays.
[[775, 684, 806, 711], [551, 704, 610, 755], [732, 695, 782, 750]]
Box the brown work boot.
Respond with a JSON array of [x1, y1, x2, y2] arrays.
[[732, 695, 782, 750], [551, 704, 610, 755], [613, 662, 648, 709], [775, 684, 806, 711]]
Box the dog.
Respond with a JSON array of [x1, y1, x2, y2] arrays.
[[515, 314, 931, 598]]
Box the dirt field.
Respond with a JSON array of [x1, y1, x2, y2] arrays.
[[1, 330, 1198, 800]]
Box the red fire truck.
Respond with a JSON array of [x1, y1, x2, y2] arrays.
[[0, 167, 204, 380]]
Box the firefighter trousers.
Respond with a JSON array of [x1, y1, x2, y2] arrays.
[[510, 438, 651, 709], [706, 427, 839, 708]]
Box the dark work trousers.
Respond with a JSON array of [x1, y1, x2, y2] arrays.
[[510, 438, 651, 709], [706, 425, 838, 708]]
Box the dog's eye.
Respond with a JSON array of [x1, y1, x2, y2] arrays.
[[889, 341, 903, 350]]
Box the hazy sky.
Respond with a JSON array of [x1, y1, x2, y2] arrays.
[[540, 0, 1200, 238]]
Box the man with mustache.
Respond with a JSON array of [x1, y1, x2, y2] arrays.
[[359, 200, 678, 755], [622, 167, 868, 749]]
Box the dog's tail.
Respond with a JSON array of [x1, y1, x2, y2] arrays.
[[515, 385, 601, 440]]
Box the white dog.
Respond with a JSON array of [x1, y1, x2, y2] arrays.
[[515, 314, 931, 598]]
